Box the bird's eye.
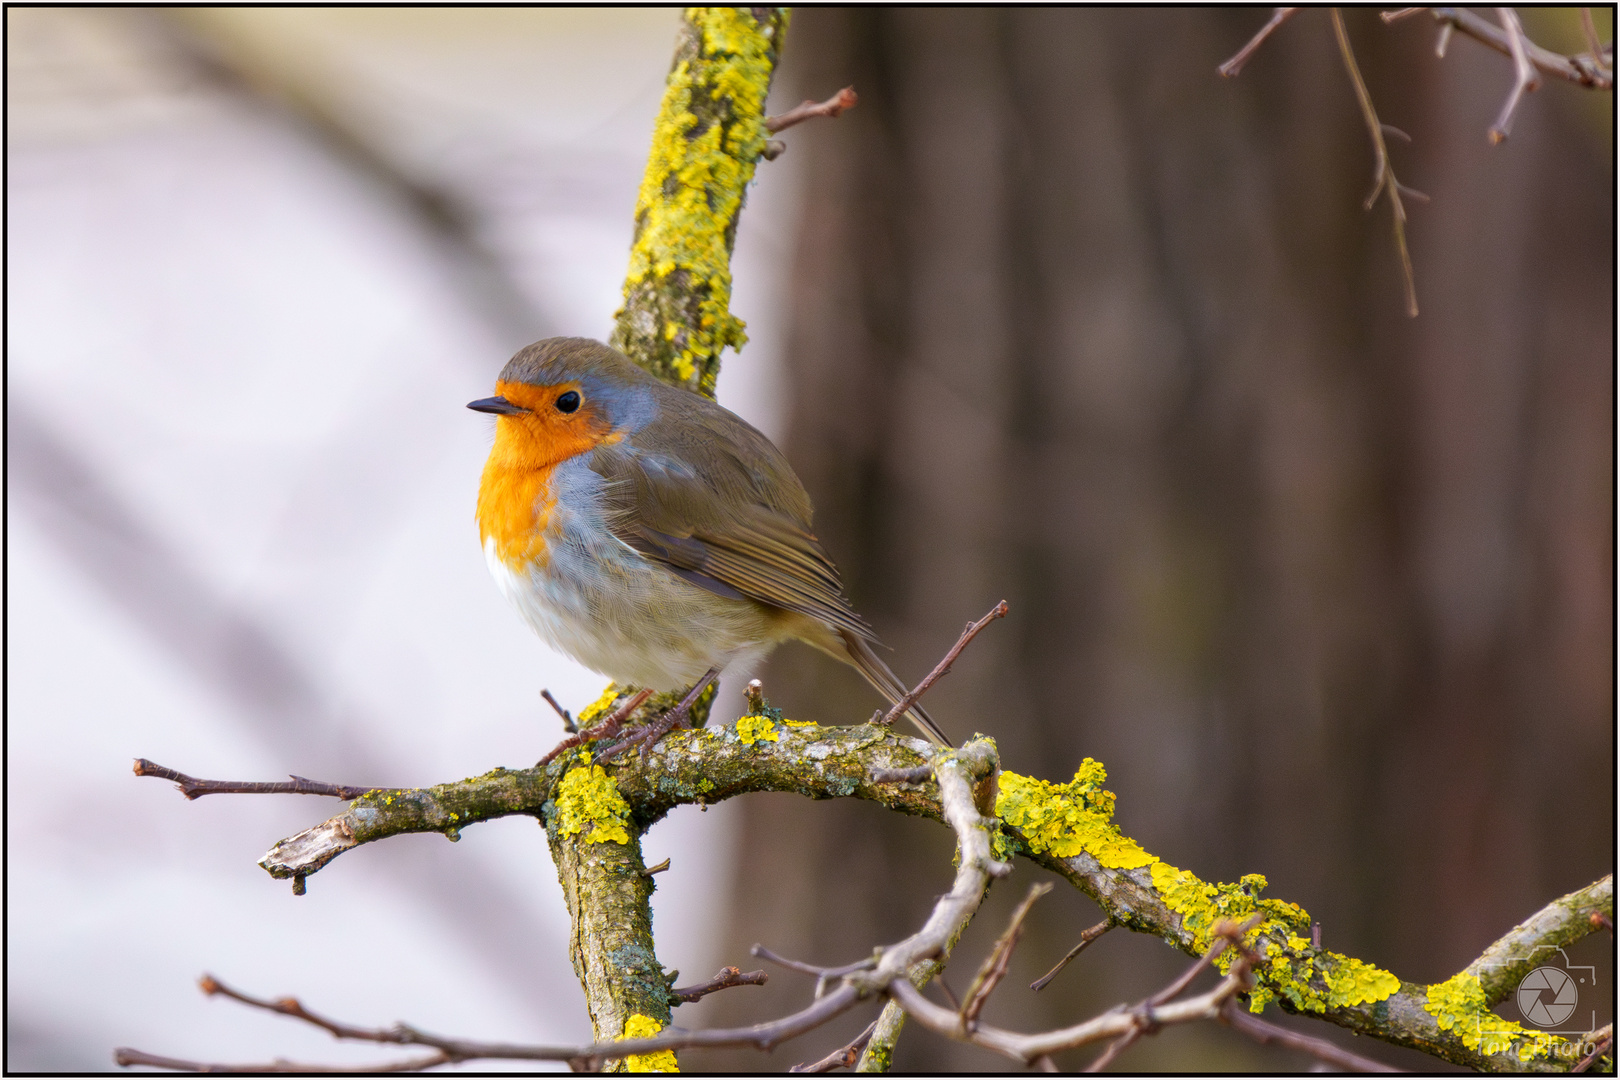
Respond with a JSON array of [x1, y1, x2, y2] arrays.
[[555, 391, 581, 414]]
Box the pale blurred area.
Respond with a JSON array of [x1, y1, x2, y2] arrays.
[[7, 8, 798, 1070]]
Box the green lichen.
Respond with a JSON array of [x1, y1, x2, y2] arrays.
[[735, 714, 779, 745], [996, 760, 1155, 869], [622, 1013, 679, 1072], [554, 751, 633, 845], [1424, 973, 1563, 1063], [610, 7, 785, 396]]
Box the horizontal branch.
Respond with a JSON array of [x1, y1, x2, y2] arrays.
[[670, 966, 768, 1004], [133, 758, 372, 801], [169, 705, 1610, 1070], [765, 86, 858, 133], [1425, 6, 1613, 89], [257, 723, 945, 885]]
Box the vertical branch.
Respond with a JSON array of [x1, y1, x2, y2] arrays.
[[611, 7, 791, 398], [554, 8, 789, 1067]]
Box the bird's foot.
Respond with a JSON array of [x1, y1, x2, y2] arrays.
[[599, 669, 719, 763], [537, 688, 652, 767]]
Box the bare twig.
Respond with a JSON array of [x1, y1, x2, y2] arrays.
[[114, 1046, 450, 1073], [1380, 7, 1426, 24], [1218, 8, 1299, 77], [960, 882, 1052, 1030], [669, 966, 768, 1004], [1220, 1000, 1401, 1072], [537, 688, 653, 767], [1571, 1026, 1613, 1073], [877, 601, 1009, 728], [765, 86, 858, 133], [1031, 918, 1113, 991], [788, 1020, 879, 1073], [1593, 910, 1614, 935], [1426, 6, 1612, 87], [132, 758, 372, 801], [540, 689, 576, 733], [1579, 8, 1607, 70], [1489, 7, 1542, 143], [113, 974, 594, 1072], [1331, 7, 1420, 318]]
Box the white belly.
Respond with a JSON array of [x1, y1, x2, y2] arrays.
[[484, 460, 784, 690]]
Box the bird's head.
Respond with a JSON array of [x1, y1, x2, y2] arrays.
[[469, 338, 656, 470]]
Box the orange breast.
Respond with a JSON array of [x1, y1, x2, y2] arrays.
[[475, 379, 614, 569]]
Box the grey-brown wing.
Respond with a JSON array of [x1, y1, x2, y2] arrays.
[[590, 411, 876, 642]]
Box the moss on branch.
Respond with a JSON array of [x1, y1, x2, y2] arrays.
[[610, 6, 789, 398]]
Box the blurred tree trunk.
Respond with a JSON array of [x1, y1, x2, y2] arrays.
[[695, 8, 1612, 1071]]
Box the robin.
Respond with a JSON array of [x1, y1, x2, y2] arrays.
[[469, 336, 950, 750]]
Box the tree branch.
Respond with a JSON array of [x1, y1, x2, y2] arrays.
[[669, 966, 769, 1004], [876, 600, 1009, 728], [1489, 6, 1543, 144], [1422, 6, 1613, 89], [766, 85, 858, 133], [133, 758, 373, 801], [1331, 7, 1421, 318], [1218, 7, 1299, 78]]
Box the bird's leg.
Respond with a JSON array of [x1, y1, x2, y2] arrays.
[[537, 688, 653, 767], [601, 668, 720, 762]]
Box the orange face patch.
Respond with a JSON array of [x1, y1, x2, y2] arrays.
[[476, 379, 615, 568]]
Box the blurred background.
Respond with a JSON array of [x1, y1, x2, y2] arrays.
[[7, 7, 1612, 1073]]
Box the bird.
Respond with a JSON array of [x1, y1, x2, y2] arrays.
[[469, 336, 951, 750]]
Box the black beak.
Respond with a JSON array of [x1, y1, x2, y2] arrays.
[[467, 396, 528, 416]]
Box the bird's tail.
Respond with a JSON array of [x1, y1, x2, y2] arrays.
[[839, 630, 953, 747]]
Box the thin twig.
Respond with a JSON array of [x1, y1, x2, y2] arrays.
[[540, 689, 576, 733], [669, 966, 768, 1004], [788, 1020, 879, 1073], [765, 86, 858, 133], [1380, 7, 1426, 24], [878, 601, 1009, 728], [1218, 8, 1299, 77], [1083, 917, 1262, 1072], [1219, 999, 1401, 1072], [132, 758, 372, 801], [1427, 7, 1613, 87], [1579, 8, 1606, 70], [1571, 1027, 1613, 1073], [960, 882, 1052, 1030], [1489, 6, 1542, 144], [537, 688, 653, 767], [1331, 7, 1420, 318], [114, 1047, 451, 1073], [934, 974, 961, 1010], [1031, 919, 1113, 991]]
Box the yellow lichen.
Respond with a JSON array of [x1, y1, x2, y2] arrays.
[[553, 751, 633, 846], [577, 685, 624, 728], [996, 760, 1154, 869], [1424, 973, 1563, 1062], [736, 714, 779, 745], [612, 8, 780, 395], [781, 718, 817, 728], [622, 1013, 678, 1073]]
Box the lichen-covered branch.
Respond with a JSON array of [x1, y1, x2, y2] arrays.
[[609, 6, 789, 398], [252, 711, 1611, 1072]]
